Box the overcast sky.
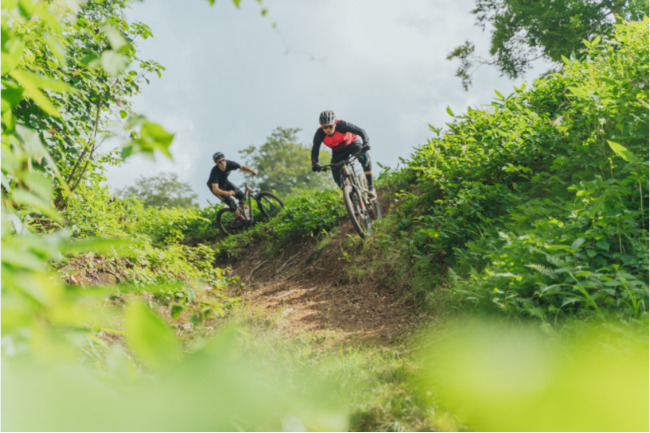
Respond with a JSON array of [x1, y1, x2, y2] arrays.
[[105, 0, 549, 205]]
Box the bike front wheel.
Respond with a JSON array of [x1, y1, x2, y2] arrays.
[[343, 184, 372, 238], [357, 173, 382, 220], [256, 192, 284, 219]]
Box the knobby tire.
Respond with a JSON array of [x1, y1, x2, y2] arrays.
[[357, 174, 382, 220], [256, 192, 284, 219], [216, 207, 246, 236], [343, 184, 371, 238]]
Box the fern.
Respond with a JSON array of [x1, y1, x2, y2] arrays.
[[526, 263, 559, 278]]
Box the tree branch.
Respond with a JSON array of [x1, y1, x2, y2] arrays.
[[67, 94, 103, 192]]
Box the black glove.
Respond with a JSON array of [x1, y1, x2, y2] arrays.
[[312, 163, 321, 172], [361, 143, 371, 153]]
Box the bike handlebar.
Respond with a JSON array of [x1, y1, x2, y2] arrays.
[[235, 182, 254, 192], [318, 151, 365, 171]]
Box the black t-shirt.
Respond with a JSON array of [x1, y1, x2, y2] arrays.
[[207, 160, 241, 194]]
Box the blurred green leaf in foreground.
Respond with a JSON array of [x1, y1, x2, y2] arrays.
[[3, 324, 348, 432], [415, 318, 649, 431]]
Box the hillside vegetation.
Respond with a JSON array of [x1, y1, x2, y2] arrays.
[[2, 0, 648, 429], [381, 19, 649, 321]]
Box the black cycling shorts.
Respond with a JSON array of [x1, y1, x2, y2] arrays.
[[218, 188, 244, 211]]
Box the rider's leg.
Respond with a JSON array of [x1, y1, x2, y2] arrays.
[[233, 189, 249, 220], [234, 188, 245, 206], [357, 152, 373, 189], [223, 195, 244, 220], [355, 147, 376, 198], [331, 167, 343, 188], [331, 141, 365, 188], [330, 150, 346, 188]]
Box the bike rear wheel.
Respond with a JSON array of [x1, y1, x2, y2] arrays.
[[343, 184, 372, 238], [256, 192, 284, 219], [216, 207, 248, 236]]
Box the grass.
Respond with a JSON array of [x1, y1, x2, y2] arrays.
[[222, 306, 459, 432]]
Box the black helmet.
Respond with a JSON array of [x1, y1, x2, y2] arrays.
[[319, 110, 336, 125], [213, 152, 225, 162]]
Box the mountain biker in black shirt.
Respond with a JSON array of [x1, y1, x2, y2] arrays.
[[207, 152, 258, 221], [311, 110, 375, 198]]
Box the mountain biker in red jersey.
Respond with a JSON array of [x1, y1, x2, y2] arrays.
[[207, 152, 258, 221], [311, 110, 376, 198]]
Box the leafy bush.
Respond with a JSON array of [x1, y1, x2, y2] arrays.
[[65, 183, 148, 239], [386, 19, 649, 320], [162, 203, 223, 243], [263, 188, 346, 240], [133, 205, 213, 245], [211, 188, 346, 257]]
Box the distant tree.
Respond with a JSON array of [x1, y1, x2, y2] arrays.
[[238, 127, 334, 197], [448, 0, 649, 89], [117, 172, 198, 208]]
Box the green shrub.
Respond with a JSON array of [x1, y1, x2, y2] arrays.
[[386, 19, 649, 320], [212, 188, 346, 257]]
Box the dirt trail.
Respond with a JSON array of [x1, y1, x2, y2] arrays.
[[224, 219, 421, 344]]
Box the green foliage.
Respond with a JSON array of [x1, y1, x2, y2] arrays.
[[116, 172, 198, 209], [388, 19, 649, 320], [1, 0, 199, 365], [239, 126, 333, 197], [174, 203, 223, 241], [1, 2, 360, 432], [449, 0, 649, 87], [212, 188, 347, 257], [140, 188, 346, 258], [261, 188, 346, 240], [3, 2, 648, 431], [3, 0, 168, 205], [230, 317, 453, 432], [416, 318, 649, 431], [63, 187, 230, 290], [121, 115, 175, 160], [125, 300, 183, 370], [135, 207, 209, 244], [65, 183, 145, 238], [3, 326, 350, 432]]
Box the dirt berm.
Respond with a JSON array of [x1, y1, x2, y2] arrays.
[[222, 217, 424, 344]]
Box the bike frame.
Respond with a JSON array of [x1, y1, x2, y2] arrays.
[[326, 154, 371, 210], [216, 183, 285, 236], [240, 183, 255, 223], [320, 153, 376, 237]]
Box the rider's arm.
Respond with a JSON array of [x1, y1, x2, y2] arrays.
[[211, 184, 234, 196], [240, 165, 258, 176], [338, 120, 369, 146], [311, 129, 325, 164]]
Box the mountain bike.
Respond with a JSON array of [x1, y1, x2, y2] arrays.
[[216, 183, 284, 236], [320, 153, 382, 238]]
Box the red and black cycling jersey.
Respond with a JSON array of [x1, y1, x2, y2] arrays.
[[311, 120, 369, 164]]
